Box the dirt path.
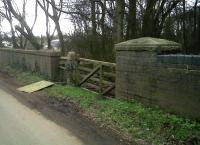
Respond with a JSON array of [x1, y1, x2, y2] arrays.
[[0, 72, 125, 145]]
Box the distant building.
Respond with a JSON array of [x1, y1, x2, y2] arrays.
[[50, 39, 60, 50], [43, 37, 70, 51], [43, 39, 60, 50], [2, 41, 13, 48]]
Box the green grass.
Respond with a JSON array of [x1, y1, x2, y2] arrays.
[[1, 65, 200, 145], [0, 65, 42, 84], [46, 85, 200, 144]]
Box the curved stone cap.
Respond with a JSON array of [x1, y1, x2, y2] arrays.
[[115, 37, 181, 52]]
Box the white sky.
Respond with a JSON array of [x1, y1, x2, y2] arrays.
[[1, 0, 74, 36]]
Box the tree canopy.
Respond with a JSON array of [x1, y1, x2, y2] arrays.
[[0, 0, 199, 59]]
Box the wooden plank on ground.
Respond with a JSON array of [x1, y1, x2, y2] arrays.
[[17, 81, 54, 93]]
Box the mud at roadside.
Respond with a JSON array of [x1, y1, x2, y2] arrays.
[[0, 71, 134, 145]]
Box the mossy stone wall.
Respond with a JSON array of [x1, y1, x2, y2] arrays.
[[0, 48, 60, 80], [115, 37, 200, 119]]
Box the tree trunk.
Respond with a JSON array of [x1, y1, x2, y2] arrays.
[[10, 21, 18, 48], [91, 0, 97, 39], [51, 0, 65, 55], [90, 0, 97, 54], [142, 0, 157, 36], [46, 18, 51, 49], [183, 0, 187, 53], [113, 0, 125, 43], [194, 0, 198, 33], [37, 0, 65, 54], [126, 0, 137, 40], [55, 19, 65, 55], [45, 1, 51, 49], [7, 7, 18, 48], [198, 7, 200, 50], [193, 0, 198, 52], [99, 0, 106, 50]]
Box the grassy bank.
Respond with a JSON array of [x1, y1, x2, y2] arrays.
[[1, 65, 200, 145]]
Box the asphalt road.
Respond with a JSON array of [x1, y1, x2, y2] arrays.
[[0, 87, 88, 145]]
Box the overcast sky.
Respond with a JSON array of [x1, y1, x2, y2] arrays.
[[1, 0, 74, 36]]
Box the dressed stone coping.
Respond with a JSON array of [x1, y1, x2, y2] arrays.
[[115, 37, 181, 52]]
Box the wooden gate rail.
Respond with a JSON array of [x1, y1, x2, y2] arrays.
[[59, 57, 116, 96], [79, 65, 101, 86]]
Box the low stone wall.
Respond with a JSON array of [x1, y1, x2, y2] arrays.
[[0, 48, 60, 80], [115, 37, 200, 119]]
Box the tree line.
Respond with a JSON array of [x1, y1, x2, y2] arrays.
[[0, 0, 199, 61]]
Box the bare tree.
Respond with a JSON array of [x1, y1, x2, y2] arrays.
[[40, 0, 56, 49], [37, 0, 65, 55], [0, 0, 18, 48], [4, 0, 40, 49], [142, 0, 181, 37]]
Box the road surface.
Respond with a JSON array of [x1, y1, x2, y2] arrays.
[[0, 84, 123, 145], [0, 87, 88, 145]]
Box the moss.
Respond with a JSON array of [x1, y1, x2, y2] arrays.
[[115, 37, 181, 52]]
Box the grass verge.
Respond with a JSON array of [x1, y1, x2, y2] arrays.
[[1, 65, 200, 145]]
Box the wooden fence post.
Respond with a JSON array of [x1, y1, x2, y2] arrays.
[[65, 51, 79, 85], [99, 65, 103, 93]]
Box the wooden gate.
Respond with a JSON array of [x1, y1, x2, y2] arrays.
[[59, 57, 116, 96]]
